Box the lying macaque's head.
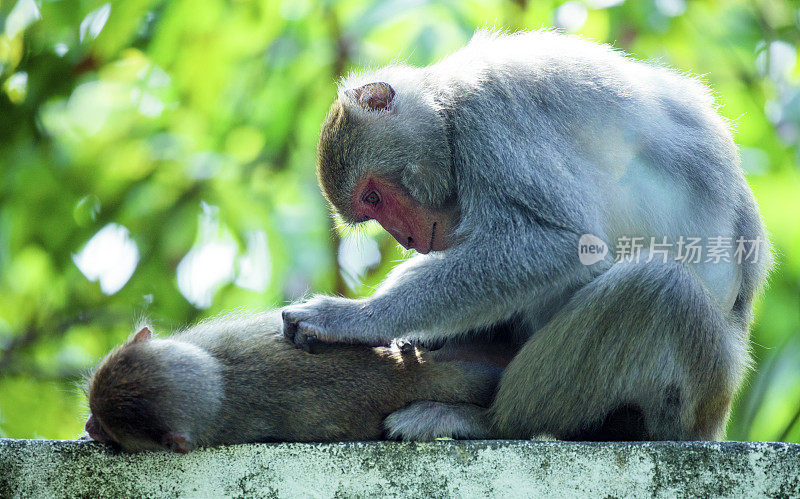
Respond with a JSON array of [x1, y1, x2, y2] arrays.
[[84, 326, 222, 453]]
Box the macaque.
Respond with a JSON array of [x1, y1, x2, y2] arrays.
[[83, 311, 504, 453], [282, 30, 770, 441]]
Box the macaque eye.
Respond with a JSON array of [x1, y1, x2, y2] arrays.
[[364, 191, 381, 206]]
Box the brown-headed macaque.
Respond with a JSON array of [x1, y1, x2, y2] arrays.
[[83, 311, 506, 453], [282, 30, 770, 441]]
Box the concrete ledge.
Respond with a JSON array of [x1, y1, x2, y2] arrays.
[[1, 439, 798, 497]]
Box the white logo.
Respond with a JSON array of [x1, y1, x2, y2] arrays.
[[578, 234, 608, 265]]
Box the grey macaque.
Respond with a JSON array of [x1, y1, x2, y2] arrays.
[[282, 30, 770, 441], [84, 311, 504, 452]]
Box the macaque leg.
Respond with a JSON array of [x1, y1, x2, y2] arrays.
[[388, 260, 744, 441], [491, 259, 745, 440], [384, 336, 517, 441]]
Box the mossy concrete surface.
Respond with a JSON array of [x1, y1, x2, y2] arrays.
[[0, 439, 798, 497]]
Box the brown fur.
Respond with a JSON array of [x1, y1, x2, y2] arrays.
[[86, 311, 502, 452], [317, 99, 360, 221]]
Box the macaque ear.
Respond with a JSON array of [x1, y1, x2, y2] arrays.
[[345, 82, 395, 112], [163, 432, 191, 454], [132, 327, 152, 343]]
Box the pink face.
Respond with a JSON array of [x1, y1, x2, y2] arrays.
[[352, 176, 455, 254]]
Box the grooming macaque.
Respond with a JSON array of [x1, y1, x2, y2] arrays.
[[283, 31, 770, 441], [84, 311, 504, 453]]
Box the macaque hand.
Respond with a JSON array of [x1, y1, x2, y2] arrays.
[[282, 296, 386, 351]]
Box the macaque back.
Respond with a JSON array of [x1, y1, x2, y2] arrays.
[[85, 311, 501, 452]]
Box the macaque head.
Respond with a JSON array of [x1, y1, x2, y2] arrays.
[[317, 78, 459, 254], [85, 326, 222, 453]]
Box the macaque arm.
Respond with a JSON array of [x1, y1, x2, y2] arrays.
[[283, 216, 594, 346]]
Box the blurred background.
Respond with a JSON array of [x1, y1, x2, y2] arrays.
[[0, 0, 798, 442]]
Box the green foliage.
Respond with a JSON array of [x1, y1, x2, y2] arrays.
[[1, 0, 799, 442]]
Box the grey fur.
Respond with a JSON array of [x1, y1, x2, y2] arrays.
[[285, 30, 771, 441], [384, 401, 494, 441]]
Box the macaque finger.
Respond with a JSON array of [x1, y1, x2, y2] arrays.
[[299, 333, 317, 353], [282, 319, 326, 353], [304, 336, 323, 354], [281, 309, 298, 339], [286, 329, 313, 351]]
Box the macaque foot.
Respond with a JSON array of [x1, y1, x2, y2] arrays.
[[384, 401, 493, 441], [391, 338, 417, 353]]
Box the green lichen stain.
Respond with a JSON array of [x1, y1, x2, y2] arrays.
[[1, 439, 799, 497]]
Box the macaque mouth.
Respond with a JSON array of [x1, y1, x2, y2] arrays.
[[406, 222, 436, 252]]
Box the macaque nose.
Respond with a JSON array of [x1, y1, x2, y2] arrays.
[[85, 414, 105, 441], [85, 415, 98, 437]]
